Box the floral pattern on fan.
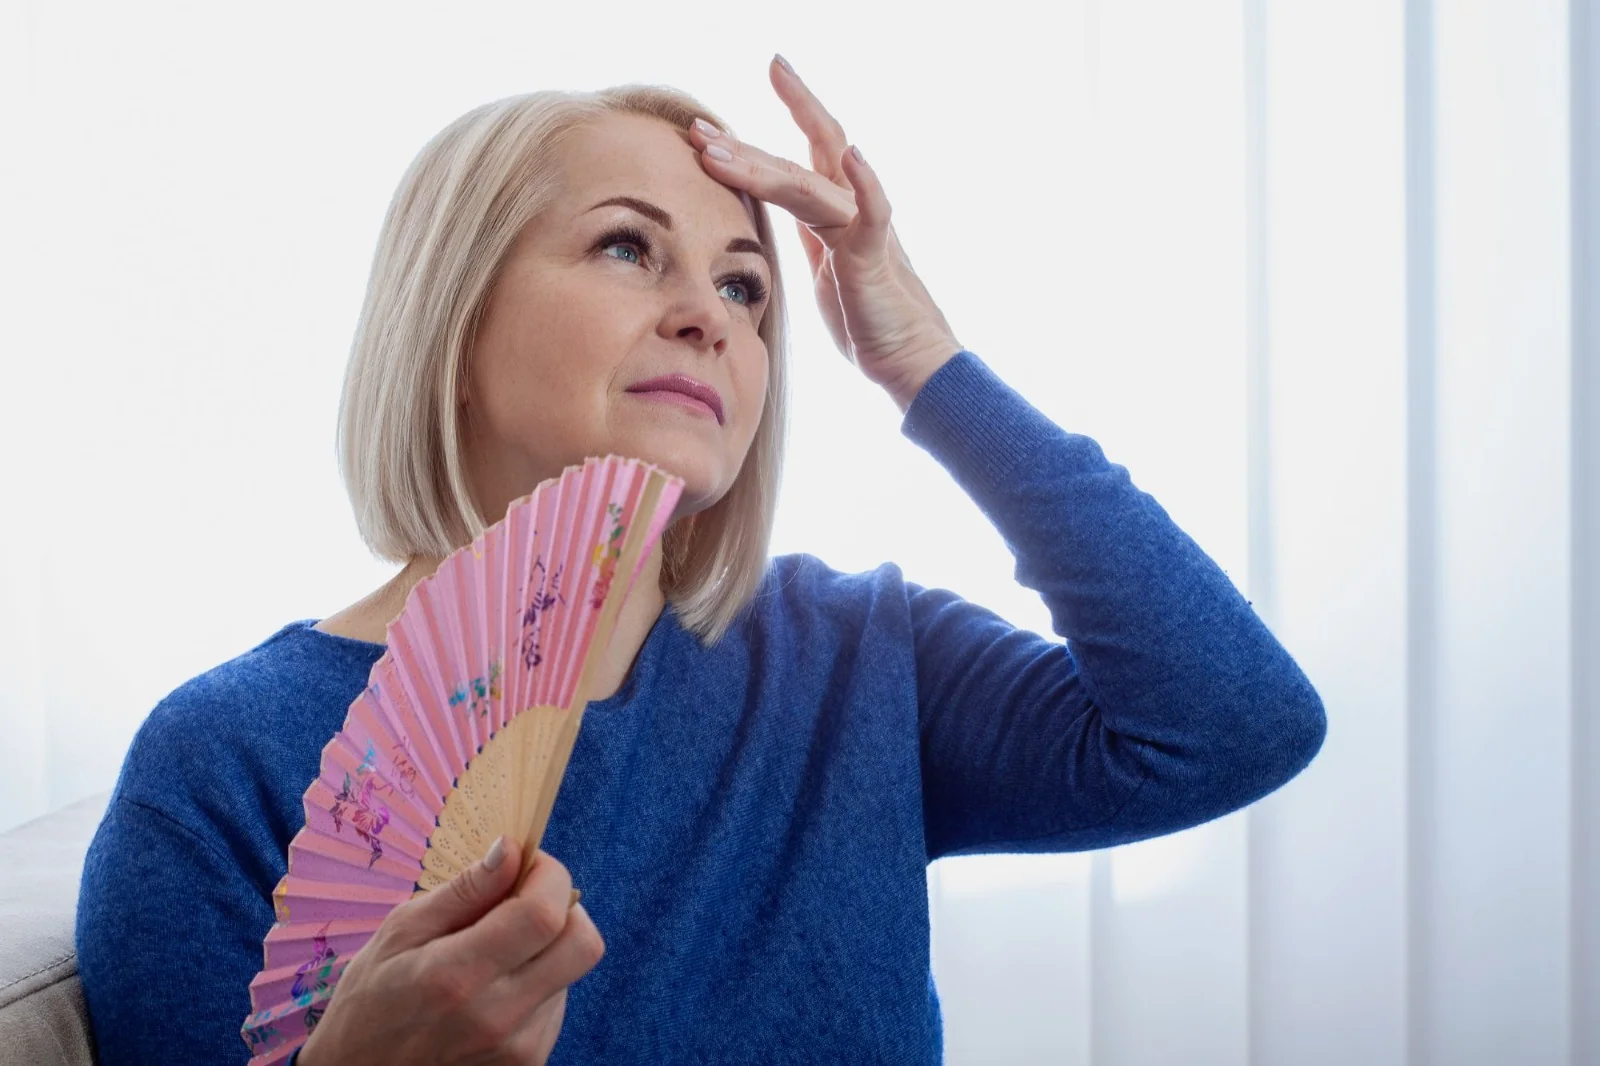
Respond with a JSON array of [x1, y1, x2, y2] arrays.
[[329, 771, 391, 869], [243, 921, 344, 1054], [449, 658, 502, 719], [520, 555, 566, 671], [291, 925, 338, 1031], [388, 736, 420, 798], [590, 502, 626, 610], [240, 455, 684, 1066], [243, 1022, 278, 1055]]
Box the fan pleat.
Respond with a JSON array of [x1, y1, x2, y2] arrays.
[[273, 877, 412, 922], [263, 917, 382, 969], [546, 461, 607, 710], [481, 515, 510, 841], [369, 657, 454, 811], [536, 471, 584, 712], [550, 459, 613, 709], [457, 537, 489, 757], [390, 603, 468, 775], [287, 824, 420, 889]]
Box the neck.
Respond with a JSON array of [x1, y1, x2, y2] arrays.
[[379, 539, 668, 703]]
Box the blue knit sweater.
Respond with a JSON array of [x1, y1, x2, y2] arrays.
[[74, 349, 1326, 1065]]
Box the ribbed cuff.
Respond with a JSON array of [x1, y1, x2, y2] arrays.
[[899, 349, 1063, 490]]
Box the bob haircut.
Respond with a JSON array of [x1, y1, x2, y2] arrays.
[[335, 84, 791, 647]]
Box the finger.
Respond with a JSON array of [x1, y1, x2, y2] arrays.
[[486, 901, 605, 1023], [769, 55, 851, 184], [430, 847, 575, 978], [384, 835, 521, 951], [695, 137, 856, 235], [687, 119, 847, 198], [837, 144, 892, 264], [687, 115, 855, 212]]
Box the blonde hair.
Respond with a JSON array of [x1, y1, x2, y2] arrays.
[[335, 85, 791, 646]]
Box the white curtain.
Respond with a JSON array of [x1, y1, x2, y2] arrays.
[[1, 1, 1592, 1063]]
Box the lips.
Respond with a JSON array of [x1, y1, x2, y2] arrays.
[[624, 374, 725, 425]]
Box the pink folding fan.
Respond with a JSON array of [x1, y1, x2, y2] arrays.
[[238, 454, 684, 1063]]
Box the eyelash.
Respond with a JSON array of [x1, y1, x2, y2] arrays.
[[594, 224, 770, 308]]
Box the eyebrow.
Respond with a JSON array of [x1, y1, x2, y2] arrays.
[[584, 195, 773, 272]]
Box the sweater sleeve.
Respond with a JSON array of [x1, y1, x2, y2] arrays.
[[898, 350, 1327, 860], [75, 794, 273, 1066]]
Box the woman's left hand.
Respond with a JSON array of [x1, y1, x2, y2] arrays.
[[689, 54, 964, 413]]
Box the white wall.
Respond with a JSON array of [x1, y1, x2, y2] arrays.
[[0, 0, 1592, 1062]]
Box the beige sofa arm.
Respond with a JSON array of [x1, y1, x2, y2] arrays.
[[0, 790, 112, 1066]]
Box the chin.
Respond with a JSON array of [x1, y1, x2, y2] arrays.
[[609, 435, 736, 509]]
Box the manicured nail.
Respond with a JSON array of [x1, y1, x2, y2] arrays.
[[850, 144, 866, 165], [706, 144, 733, 162], [483, 835, 506, 871], [774, 53, 795, 76], [693, 117, 719, 137]]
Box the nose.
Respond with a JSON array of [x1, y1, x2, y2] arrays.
[[660, 276, 733, 355]]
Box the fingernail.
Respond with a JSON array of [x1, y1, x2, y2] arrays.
[[483, 836, 506, 871], [851, 144, 867, 166], [706, 144, 733, 162], [570, 888, 582, 908], [693, 117, 719, 137], [774, 53, 795, 76]]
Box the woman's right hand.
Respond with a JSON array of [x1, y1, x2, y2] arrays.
[[295, 835, 604, 1066]]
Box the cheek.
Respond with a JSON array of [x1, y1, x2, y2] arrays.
[[470, 293, 596, 444], [481, 283, 613, 400], [735, 343, 771, 435]]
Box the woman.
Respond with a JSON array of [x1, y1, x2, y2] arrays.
[[75, 54, 1326, 1065]]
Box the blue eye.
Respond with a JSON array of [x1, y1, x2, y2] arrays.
[[600, 226, 647, 265], [721, 269, 770, 308], [595, 224, 769, 308]]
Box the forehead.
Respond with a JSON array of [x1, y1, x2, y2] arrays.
[[553, 112, 758, 234]]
